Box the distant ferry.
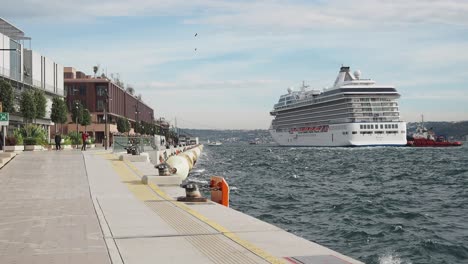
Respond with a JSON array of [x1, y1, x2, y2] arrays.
[[269, 66, 407, 147]]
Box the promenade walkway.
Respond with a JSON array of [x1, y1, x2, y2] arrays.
[[0, 151, 110, 264], [0, 150, 363, 264]]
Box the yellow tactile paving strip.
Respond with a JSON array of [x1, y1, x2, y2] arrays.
[[105, 154, 163, 202], [145, 201, 260, 264], [101, 153, 286, 264]]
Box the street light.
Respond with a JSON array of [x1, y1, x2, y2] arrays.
[[75, 102, 79, 149], [104, 88, 111, 150]]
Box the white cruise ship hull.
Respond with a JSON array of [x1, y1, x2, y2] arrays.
[[270, 122, 407, 147]]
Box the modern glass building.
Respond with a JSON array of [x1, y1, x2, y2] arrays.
[[0, 17, 64, 134]]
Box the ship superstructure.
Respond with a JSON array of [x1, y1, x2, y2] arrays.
[[269, 66, 407, 146]]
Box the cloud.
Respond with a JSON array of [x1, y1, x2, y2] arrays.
[[142, 79, 279, 91], [5, 0, 468, 29], [186, 0, 468, 30]]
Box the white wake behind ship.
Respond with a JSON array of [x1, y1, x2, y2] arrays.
[[269, 66, 407, 147]]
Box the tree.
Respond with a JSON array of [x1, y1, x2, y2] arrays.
[[33, 90, 47, 121], [58, 98, 68, 133], [71, 101, 83, 124], [51, 97, 63, 133], [51, 97, 69, 133], [80, 108, 91, 132], [0, 80, 14, 113], [20, 90, 36, 123], [134, 121, 143, 134], [117, 117, 130, 134]]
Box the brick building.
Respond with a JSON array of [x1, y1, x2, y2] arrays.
[[60, 67, 154, 144]]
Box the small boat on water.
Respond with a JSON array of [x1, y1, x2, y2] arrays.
[[407, 117, 462, 147], [207, 140, 222, 146], [249, 138, 260, 145]]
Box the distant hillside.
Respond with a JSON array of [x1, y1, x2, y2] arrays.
[[407, 121, 468, 140], [178, 129, 273, 144]]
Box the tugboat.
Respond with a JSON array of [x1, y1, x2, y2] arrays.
[[406, 116, 462, 147]]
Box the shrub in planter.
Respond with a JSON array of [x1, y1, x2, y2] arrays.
[[68, 131, 82, 145], [19, 124, 47, 145], [5, 136, 17, 146], [24, 137, 37, 146], [13, 129, 23, 145], [63, 136, 72, 145]]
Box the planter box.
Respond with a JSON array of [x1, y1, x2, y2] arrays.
[[24, 145, 43, 151], [88, 144, 96, 148], [62, 145, 73, 150], [4, 146, 24, 152]]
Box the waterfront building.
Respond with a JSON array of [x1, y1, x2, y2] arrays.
[[59, 67, 156, 145], [0, 18, 64, 135]]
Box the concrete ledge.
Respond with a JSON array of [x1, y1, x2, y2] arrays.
[[0, 152, 15, 158], [3, 146, 23, 152], [0, 152, 16, 168], [142, 175, 182, 185], [119, 153, 149, 162], [24, 145, 43, 151]]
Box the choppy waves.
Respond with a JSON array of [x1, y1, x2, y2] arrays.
[[189, 144, 468, 264]]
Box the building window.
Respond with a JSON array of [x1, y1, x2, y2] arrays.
[[352, 131, 357, 134], [79, 85, 86, 96], [97, 85, 107, 96], [380, 124, 383, 129], [69, 85, 77, 95], [97, 100, 105, 111]]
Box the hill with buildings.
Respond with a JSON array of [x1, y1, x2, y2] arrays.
[[179, 129, 273, 144]]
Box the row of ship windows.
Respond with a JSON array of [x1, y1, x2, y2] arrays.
[[276, 96, 397, 110], [276, 96, 400, 112], [343, 131, 403, 135], [352, 98, 393, 102], [360, 124, 398, 129], [276, 103, 399, 119], [275, 113, 400, 126]]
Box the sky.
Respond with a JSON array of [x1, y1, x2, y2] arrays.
[[2, 0, 468, 129]]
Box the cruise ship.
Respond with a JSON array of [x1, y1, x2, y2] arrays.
[[269, 66, 407, 147]]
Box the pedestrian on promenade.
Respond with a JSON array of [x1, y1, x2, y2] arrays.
[[81, 132, 88, 151], [54, 133, 62, 150]]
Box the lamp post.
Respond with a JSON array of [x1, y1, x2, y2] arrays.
[[75, 102, 79, 149], [134, 103, 140, 135], [104, 89, 109, 150]]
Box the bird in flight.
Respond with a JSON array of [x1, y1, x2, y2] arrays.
[[195, 48, 197, 51], [194, 33, 198, 37]]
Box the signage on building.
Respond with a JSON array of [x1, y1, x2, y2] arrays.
[[0, 112, 9, 126]]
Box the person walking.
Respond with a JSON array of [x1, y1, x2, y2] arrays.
[[54, 133, 62, 150], [81, 132, 88, 151]]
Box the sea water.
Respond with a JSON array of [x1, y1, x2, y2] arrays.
[[189, 144, 468, 264]]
